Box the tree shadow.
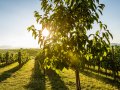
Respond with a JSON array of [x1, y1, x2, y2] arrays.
[[25, 60, 45, 90], [0, 65, 21, 82], [84, 67, 119, 79], [47, 69, 69, 90], [80, 70, 120, 89], [0, 62, 15, 68]]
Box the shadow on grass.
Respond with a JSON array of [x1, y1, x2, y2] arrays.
[[25, 60, 45, 90], [80, 70, 120, 89], [85, 67, 120, 79], [0, 62, 15, 68], [47, 69, 69, 90], [0, 65, 22, 82]]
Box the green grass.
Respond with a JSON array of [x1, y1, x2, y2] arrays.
[[59, 69, 119, 90], [0, 62, 18, 74], [0, 60, 35, 89], [0, 60, 119, 90]]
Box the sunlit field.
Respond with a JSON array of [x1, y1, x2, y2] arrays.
[[0, 59, 119, 90]]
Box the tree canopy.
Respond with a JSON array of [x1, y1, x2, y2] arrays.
[[27, 0, 113, 89], [28, 0, 112, 70]]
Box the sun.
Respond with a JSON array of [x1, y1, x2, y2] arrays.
[[34, 23, 42, 30], [42, 28, 49, 37], [34, 23, 49, 37]]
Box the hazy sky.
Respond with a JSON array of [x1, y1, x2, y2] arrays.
[[0, 0, 120, 48]]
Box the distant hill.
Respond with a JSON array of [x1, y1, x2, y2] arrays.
[[111, 43, 120, 46], [0, 45, 39, 49], [0, 45, 13, 49], [0, 45, 25, 49]]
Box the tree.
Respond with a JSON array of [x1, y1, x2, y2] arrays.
[[0, 53, 2, 63], [18, 51, 22, 67], [5, 51, 9, 64], [10, 53, 14, 63], [28, 0, 112, 90]]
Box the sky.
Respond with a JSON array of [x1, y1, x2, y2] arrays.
[[101, 0, 120, 44], [0, 0, 40, 48], [0, 0, 120, 48]]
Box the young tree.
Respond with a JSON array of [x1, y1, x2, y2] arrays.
[[28, 0, 112, 89], [0, 53, 2, 63], [0, 53, 3, 66], [10, 53, 14, 63], [5, 51, 9, 64], [18, 51, 22, 67]]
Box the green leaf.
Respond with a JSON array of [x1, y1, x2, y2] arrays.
[[98, 4, 105, 10], [95, 13, 99, 18], [107, 30, 113, 39], [86, 55, 89, 60], [96, 0, 99, 4], [98, 9, 102, 15], [100, 22, 103, 30], [96, 30, 99, 35], [103, 51, 107, 56], [100, 57, 102, 61]]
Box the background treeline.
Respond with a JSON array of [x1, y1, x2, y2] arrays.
[[0, 51, 17, 66], [0, 48, 39, 67]]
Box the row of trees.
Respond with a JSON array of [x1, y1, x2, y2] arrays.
[[84, 45, 120, 80], [28, 0, 113, 90], [0, 52, 16, 65], [0, 50, 29, 67]]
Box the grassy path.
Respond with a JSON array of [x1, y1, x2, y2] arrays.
[[0, 62, 18, 74], [0, 60, 119, 90], [0, 60, 34, 90]]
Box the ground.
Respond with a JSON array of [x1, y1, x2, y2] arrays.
[[0, 60, 119, 90]]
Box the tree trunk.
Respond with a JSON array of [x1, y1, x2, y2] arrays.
[[105, 68, 107, 77], [98, 62, 100, 74], [75, 69, 81, 90], [112, 46, 116, 81]]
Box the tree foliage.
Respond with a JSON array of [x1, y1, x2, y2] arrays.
[[28, 0, 113, 89], [17, 49, 29, 67]]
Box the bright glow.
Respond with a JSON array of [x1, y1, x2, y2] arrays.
[[42, 28, 49, 37], [34, 23, 42, 30]]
